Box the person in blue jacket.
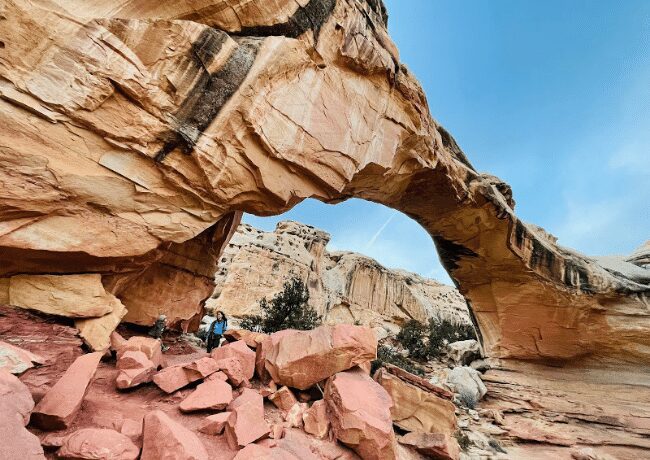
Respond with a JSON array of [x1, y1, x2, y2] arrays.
[[206, 311, 228, 352]]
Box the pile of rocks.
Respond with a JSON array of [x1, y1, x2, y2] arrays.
[[2, 324, 462, 459]]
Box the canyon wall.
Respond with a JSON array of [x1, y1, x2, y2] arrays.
[[0, 0, 647, 366], [206, 221, 469, 337]]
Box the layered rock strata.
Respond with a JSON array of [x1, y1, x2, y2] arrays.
[[207, 221, 470, 334]]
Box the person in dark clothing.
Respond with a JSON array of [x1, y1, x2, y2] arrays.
[[206, 311, 228, 352]]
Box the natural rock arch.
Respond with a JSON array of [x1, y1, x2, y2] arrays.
[[0, 0, 647, 364]]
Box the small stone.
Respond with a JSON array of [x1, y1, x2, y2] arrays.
[[284, 402, 308, 428], [198, 412, 231, 435], [269, 386, 298, 412]]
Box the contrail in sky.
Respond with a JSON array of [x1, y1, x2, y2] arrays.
[[366, 213, 396, 249]]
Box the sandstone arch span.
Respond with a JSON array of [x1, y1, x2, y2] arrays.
[[0, 0, 648, 365]]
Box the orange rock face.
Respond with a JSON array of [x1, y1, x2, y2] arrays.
[[0, 0, 646, 367]]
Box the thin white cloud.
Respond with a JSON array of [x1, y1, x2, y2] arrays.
[[366, 212, 397, 250]]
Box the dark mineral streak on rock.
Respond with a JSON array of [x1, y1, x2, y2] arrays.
[[433, 236, 478, 272], [235, 0, 336, 39], [155, 31, 260, 162]]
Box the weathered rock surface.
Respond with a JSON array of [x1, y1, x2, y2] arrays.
[[58, 428, 140, 460], [302, 400, 330, 439], [208, 222, 470, 335], [179, 379, 233, 412], [31, 352, 103, 430], [0, 369, 45, 460], [399, 432, 460, 460], [269, 386, 298, 412], [198, 412, 231, 435], [141, 410, 208, 460], [1, 0, 649, 454], [263, 325, 376, 390], [116, 337, 164, 369], [446, 366, 487, 405], [1, 0, 647, 368], [447, 340, 481, 367], [210, 340, 256, 380], [375, 366, 457, 437], [325, 369, 397, 460], [225, 388, 270, 449], [0, 340, 44, 374]]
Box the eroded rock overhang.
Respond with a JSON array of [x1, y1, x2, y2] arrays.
[[0, 0, 648, 363]]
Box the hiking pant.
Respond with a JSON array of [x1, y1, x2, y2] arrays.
[[207, 334, 222, 353]]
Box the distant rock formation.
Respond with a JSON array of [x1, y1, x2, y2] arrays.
[[206, 221, 470, 337]]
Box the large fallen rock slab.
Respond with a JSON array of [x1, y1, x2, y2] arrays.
[[214, 357, 246, 387], [153, 365, 198, 394], [0, 340, 45, 374], [225, 388, 270, 449], [325, 369, 397, 460], [375, 366, 457, 436], [31, 352, 103, 430], [0, 369, 45, 459], [398, 432, 460, 460], [180, 379, 233, 412], [141, 410, 208, 460], [262, 325, 377, 390], [58, 428, 140, 460], [75, 298, 128, 351], [446, 366, 487, 407], [211, 340, 256, 380], [6, 274, 118, 318]]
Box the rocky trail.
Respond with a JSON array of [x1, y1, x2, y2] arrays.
[[3, 305, 649, 459]]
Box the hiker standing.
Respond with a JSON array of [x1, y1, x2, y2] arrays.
[[206, 311, 228, 352]]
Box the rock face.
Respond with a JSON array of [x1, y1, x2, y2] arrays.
[[224, 389, 270, 449], [208, 222, 470, 334], [1, 0, 649, 452], [262, 325, 377, 390], [374, 366, 457, 437]]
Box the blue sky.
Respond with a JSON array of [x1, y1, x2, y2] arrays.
[[244, 0, 650, 285]]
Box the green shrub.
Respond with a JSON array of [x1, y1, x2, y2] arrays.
[[427, 317, 477, 358], [455, 430, 471, 451], [396, 319, 429, 360], [240, 278, 321, 333], [371, 345, 424, 376]]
